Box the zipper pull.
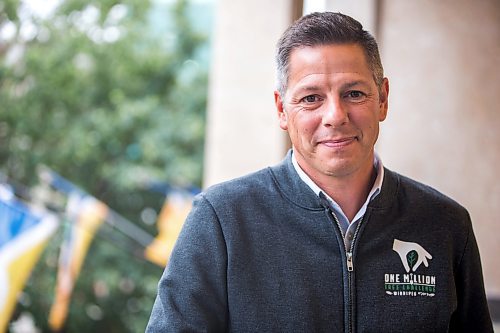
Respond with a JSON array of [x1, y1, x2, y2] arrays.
[[346, 252, 354, 271]]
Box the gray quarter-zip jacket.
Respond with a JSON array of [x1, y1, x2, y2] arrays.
[[146, 151, 493, 333]]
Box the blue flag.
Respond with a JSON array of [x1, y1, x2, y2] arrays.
[[0, 187, 58, 332]]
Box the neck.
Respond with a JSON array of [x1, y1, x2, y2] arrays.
[[304, 155, 377, 221]]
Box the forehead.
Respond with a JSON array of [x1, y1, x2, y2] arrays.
[[287, 43, 373, 87]]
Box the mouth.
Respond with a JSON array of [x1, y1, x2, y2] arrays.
[[318, 136, 358, 148]]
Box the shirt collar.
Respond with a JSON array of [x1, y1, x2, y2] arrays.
[[291, 150, 384, 223]]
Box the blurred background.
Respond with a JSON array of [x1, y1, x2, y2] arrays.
[[1, 0, 211, 331], [1, 0, 499, 332]]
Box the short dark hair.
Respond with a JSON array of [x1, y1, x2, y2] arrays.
[[275, 12, 384, 97]]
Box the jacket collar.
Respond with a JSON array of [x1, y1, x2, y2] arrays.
[[269, 150, 398, 211]]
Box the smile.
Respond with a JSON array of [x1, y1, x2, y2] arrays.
[[318, 137, 357, 148]]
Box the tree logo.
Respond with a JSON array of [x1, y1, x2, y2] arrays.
[[384, 239, 436, 297], [393, 239, 432, 273]]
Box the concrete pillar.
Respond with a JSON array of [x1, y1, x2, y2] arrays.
[[203, 0, 302, 187]]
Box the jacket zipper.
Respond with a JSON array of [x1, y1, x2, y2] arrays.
[[346, 219, 362, 333], [329, 209, 362, 333], [346, 252, 353, 271]]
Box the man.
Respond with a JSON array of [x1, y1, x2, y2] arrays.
[[146, 12, 493, 332]]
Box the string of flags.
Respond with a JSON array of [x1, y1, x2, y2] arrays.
[[0, 167, 197, 332]]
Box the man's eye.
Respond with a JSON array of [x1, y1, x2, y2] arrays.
[[301, 95, 319, 103], [347, 91, 365, 99]]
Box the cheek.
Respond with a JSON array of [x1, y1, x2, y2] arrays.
[[295, 123, 316, 142], [296, 114, 319, 132], [364, 120, 381, 143], [351, 110, 379, 130], [286, 110, 322, 142]]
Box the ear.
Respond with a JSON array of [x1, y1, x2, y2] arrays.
[[274, 90, 288, 131], [378, 78, 389, 122]]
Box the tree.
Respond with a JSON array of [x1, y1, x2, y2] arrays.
[[0, 0, 210, 331]]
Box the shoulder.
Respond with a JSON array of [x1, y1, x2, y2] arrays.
[[173, 172, 276, 247], [183, 166, 287, 229], [386, 169, 470, 221], [200, 167, 277, 206]]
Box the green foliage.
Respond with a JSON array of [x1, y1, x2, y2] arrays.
[[0, 0, 207, 191], [406, 250, 418, 271], [1, 0, 211, 331], [0, 0, 18, 22]]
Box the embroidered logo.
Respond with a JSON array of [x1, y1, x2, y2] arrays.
[[384, 239, 436, 297]]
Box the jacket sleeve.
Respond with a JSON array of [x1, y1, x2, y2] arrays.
[[449, 214, 493, 333], [145, 194, 229, 332]]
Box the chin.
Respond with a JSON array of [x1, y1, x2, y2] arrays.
[[321, 163, 355, 178]]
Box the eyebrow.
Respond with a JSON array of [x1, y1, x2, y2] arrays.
[[297, 85, 322, 93], [340, 80, 371, 90], [294, 80, 371, 95]]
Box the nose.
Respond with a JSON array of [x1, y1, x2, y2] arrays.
[[322, 98, 349, 127]]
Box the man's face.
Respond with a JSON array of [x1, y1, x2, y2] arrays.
[[275, 43, 389, 181]]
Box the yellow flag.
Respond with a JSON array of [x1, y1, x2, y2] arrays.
[[0, 196, 58, 333], [144, 191, 193, 267], [48, 194, 108, 331]]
